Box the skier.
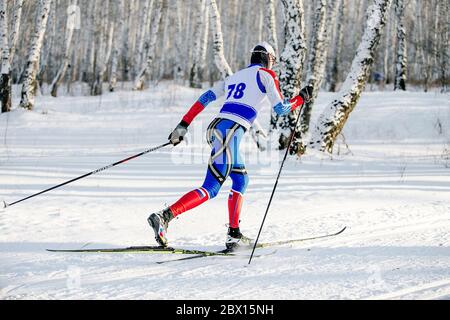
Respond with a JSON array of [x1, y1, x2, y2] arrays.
[[148, 42, 313, 250]]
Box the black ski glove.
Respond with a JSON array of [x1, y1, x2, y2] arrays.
[[299, 84, 314, 103], [168, 121, 189, 146]]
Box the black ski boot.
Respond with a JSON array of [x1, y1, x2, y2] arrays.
[[147, 208, 174, 247], [226, 227, 253, 251]]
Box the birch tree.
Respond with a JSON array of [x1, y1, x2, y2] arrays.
[[91, 0, 114, 96], [208, 0, 232, 79], [327, 0, 345, 92], [50, 0, 78, 97], [264, 0, 279, 55], [190, 0, 209, 88], [134, 0, 164, 91], [438, 0, 448, 92], [394, 0, 406, 90], [19, 0, 52, 110], [275, 0, 307, 151], [0, 0, 11, 112], [309, 0, 393, 153], [171, 0, 184, 82], [294, 0, 330, 154], [109, 0, 124, 92], [134, 0, 153, 78], [199, 3, 210, 82]]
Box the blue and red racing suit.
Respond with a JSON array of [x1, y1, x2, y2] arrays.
[[169, 64, 304, 228]]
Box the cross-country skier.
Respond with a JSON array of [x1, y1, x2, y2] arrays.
[[148, 42, 313, 250]]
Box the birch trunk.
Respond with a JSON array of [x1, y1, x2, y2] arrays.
[[0, 0, 11, 112], [264, 0, 279, 55], [208, 0, 232, 79], [309, 0, 393, 153], [190, 0, 208, 88], [157, 2, 170, 81], [328, 0, 345, 92], [9, 0, 24, 69], [134, 0, 152, 77], [394, 0, 406, 90], [50, 0, 78, 97], [383, 5, 391, 86], [422, 1, 431, 92], [296, 0, 342, 154], [171, 0, 184, 82], [439, 0, 448, 92], [295, 0, 329, 154], [199, 1, 210, 82], [92, 0, 114, 96], [134, 0, 163, 91], [275, 0, 307, 151], [109, 0, 124, 92], [19, 0, 52, 110]]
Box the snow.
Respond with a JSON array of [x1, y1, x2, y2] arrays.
[[1, 82, 449, 300]]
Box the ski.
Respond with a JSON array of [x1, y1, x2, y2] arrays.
[[256, 226, 347, 248], [156, 249, 277, 264], [47, 227, 346, 262], [157, 226, 347, 264], [46, 246, 235, 257], [156, 248, 235, 264]]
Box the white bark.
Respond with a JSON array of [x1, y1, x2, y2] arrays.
[[19, 0, 52, 110], [50, 0, 78, 97], [300, 0, 328, 130], [109, 0, 125, 92], [394, 0, 406, 90], [208, 0, 232, 79], [198, 1, 210, 84], [0, 0, 11, 112], [171, 0, 183, 82], [157, 2, 169, 81], [190, 0, 208, 88], [275, 0, 307, 150], [309, 0, 393, 153], [134, 0, 153, 76], [439, 0, 448, 92], [9, 0, 24, 67], [422, 1, 432, 92], [328, 0, 345, 92], [296, 0, 341, 154], [0, 1, 9, 75], [264, 0, 279, 55], [134, 0, 163, 91], [92, 0, 114, 96]]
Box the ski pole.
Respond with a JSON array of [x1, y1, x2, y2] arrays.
[[248, 104, 304, 265], [3, 142, 172, 209]]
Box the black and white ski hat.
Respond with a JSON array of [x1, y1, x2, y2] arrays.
[[251, 41, 277, 68]]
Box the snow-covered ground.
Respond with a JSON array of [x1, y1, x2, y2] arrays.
[[0, 82, 449, 300]]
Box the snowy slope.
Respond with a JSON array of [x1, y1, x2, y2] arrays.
[[0, 83, 449, 300]]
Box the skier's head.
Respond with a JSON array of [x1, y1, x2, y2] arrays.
[[250, 42, 277, 69]]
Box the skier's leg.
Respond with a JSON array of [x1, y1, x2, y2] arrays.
[[168, 119, 239, 217], [168, 172, 221, 217], [226, 169, 252, 249], [228, 168, 249, 228], [148, 168, 221, 246], [227, 125, 248, 229], [224, 126, 252, 249]]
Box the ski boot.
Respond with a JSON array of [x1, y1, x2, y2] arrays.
[[225, 227, 253, 251], [147, 208, 174, 247]]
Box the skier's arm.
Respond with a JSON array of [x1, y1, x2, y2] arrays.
[[181, 81, 225, 126], [258, 69, 312, 116], [169, 81, 225, 146]]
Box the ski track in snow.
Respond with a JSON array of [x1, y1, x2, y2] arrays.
[[0, 83, 449, 299]]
